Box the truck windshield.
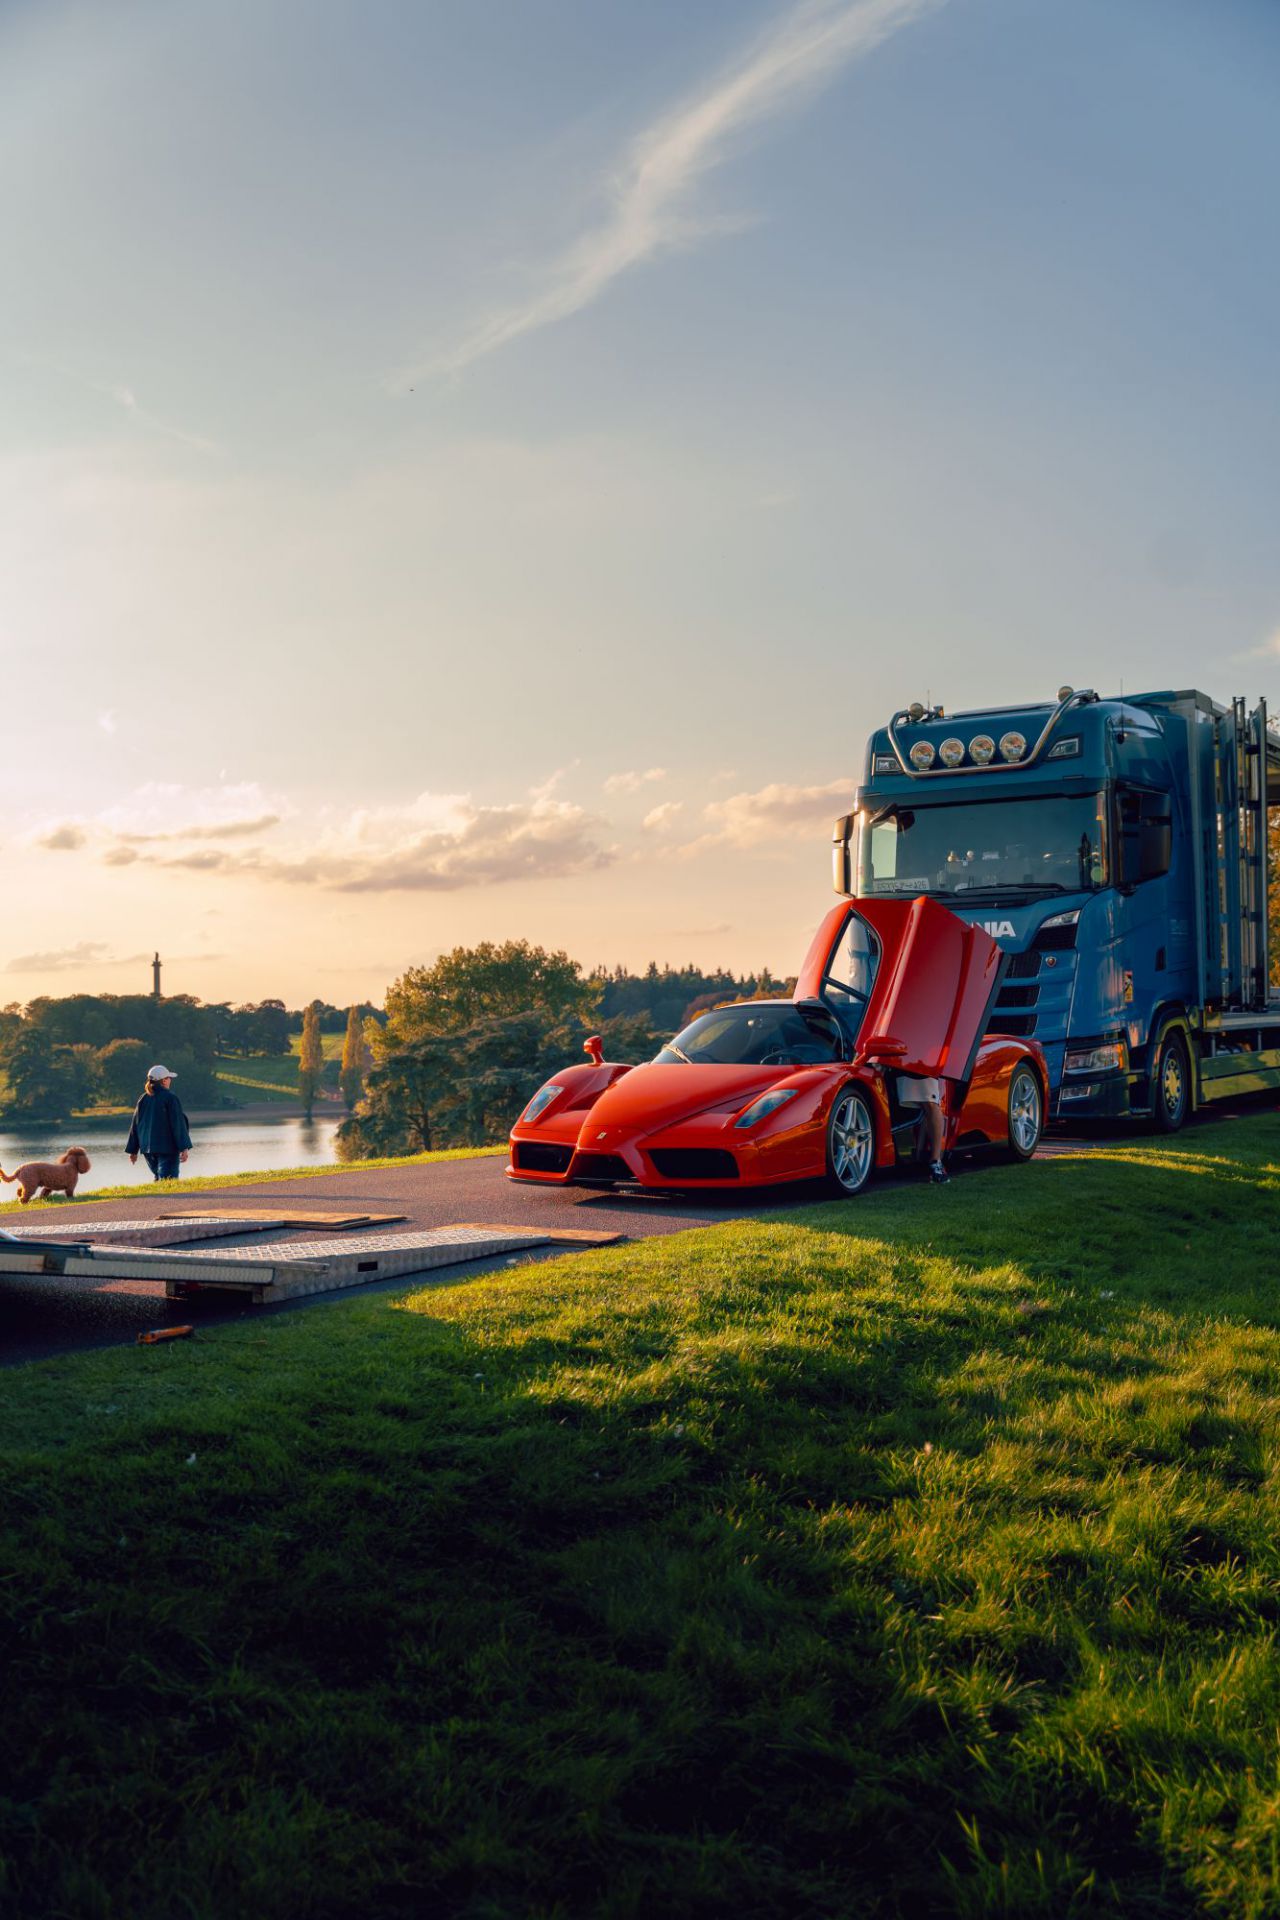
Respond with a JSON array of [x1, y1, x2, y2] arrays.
[[856, 794, 1107, 897]]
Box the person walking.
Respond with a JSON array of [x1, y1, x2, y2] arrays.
[[126, 1065, 192, 1181]]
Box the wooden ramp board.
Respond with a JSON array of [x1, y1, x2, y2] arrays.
[[455, 1222, 624, 1246], [12, 1226, 557, 1304], [158, 1208, 407, 1229]]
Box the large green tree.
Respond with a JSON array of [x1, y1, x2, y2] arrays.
[[381, 941, 596, 1048], [2, 1030, 99, 1121]]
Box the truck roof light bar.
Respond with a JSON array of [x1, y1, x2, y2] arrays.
[[885, 687, 1098, 778]]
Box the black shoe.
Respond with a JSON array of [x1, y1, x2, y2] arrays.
[[929, 1162, 950, 1184]]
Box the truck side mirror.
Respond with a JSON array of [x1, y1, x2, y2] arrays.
[[832, 815, 854, 896], [1139, 812, 1172, 882], [1117, 788, 1172, 886]]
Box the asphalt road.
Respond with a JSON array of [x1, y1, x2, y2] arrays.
[[0, 1154, 783, 1368], [0, 1113, 1243, 1369]]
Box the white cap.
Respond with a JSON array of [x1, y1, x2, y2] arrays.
[[147, 1063, 176, 1082]]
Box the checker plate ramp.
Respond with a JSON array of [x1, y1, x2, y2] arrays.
[[0, 1227, 562, 1302], [0, 1218, 289, 1247]]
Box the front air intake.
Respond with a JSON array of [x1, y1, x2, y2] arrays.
[[570, 1153, 633, 1183], [512, 1141, 572, 1174], [647, 1149, 739, 1180]]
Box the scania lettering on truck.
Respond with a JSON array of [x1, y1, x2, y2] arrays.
[[832, 688, 1280, 1129]]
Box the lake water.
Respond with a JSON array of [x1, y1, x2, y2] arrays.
[[0, 1116, 345, 1197]]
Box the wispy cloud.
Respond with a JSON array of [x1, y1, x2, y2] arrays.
[[7, 348, 221, 454], [37, 824, 87, 852], [642, 800, 685, 832], [33, 780, 616, 896], [667, 777, 850, 857], [401, 0, 942, 383], [4, 941, 151, 976], [604, 766, 667, 795]]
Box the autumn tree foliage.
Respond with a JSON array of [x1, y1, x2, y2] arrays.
[[298, 1001, 324, 1121], [339, 1005, 369, 1112]]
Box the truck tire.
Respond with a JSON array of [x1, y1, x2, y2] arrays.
[[1152, 1031, 1190, 1133], [825, 1088, 875, 1196], [1006, 1063, 1043, 1161]]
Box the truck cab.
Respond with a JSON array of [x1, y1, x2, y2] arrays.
[[834, 688, 1280, 1127]]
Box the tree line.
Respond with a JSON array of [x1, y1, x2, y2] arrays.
[[0, 956, 779, 1131]]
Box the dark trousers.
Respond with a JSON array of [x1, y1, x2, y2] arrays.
[[144, 1153, 181, 1180]]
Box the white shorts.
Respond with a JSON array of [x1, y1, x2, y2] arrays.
[[897, 1075, 942, 1107]]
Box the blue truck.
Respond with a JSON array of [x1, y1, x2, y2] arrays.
[[832, 687, 1280, 1130]]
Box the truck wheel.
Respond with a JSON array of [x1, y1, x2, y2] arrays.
[[1006, 1064, 1043, 1161], [1153, 1032, 1190, 1133], [825, 1088, 875, 1196]]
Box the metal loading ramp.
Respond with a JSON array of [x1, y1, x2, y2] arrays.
[[0, 1223, 621, 1304]]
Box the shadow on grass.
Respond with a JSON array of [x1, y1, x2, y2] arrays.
[[6, 1125, 1280, 1916]]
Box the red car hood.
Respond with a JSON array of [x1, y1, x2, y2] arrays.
[[580, 1062, 785, 1141]]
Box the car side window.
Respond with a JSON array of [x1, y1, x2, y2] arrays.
[[825, 913, 878, 1005]]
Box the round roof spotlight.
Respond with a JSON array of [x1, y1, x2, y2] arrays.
[[938, 737, 966, 768], [1057, 685, 1074, 703], [969, 734, 995, 765], [999, 730, 1027, 762], [907, 701, 925, 722], [909, 740, 936, 770]]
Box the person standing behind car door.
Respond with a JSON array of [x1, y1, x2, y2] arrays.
[[126, 1065, 193, 1180]]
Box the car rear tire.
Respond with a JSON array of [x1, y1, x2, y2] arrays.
[[825, 1088, 875, 1196], [1152, 1031, 1190, 1134], [1006, 1064, 1043, 1161]]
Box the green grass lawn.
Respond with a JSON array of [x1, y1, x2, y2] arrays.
[[4, 1120, 1280, 1916]]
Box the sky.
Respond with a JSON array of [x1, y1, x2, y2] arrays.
[[2, 0, 1277, 1007]]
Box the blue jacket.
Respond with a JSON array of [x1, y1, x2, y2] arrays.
[[126, 1085, 192, 1157]]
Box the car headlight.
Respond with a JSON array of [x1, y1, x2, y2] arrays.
[[734, 1089, 799, 1129], [1041, 908, 1081, 929], [1064, 1043, 1124, 1073], [520, 1083, 563, 1124]]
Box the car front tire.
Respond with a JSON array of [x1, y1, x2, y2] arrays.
[[1006, 1063, 1043, 1161], [825, 1087, 875, 1196]]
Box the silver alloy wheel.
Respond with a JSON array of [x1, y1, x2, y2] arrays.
[[829, 1089, 874, 1193], [1008, 1066, 1042, 1157]]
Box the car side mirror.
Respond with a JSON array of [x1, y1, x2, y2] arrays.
[[860, 1034, 907, 1060], [583, 1035, 604, 1066]]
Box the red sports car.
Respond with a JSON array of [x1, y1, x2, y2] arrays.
[[508, 896, 1047, 1197]]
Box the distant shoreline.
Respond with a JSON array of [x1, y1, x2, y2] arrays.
[[0, 1103, 346, 1132]]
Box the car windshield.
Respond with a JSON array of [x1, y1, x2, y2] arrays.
[[856, 794, 1107, 897], [656, 1002, 843, 1067]]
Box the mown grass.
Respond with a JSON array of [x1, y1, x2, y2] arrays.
[[214, 1037, 343, 1105], [4, 1119, 1280, 1916], [0, 1144, 506, 1215]]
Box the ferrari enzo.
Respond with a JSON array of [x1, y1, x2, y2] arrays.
[[508, 895, 1047, 1197]]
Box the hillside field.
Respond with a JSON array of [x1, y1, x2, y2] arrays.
[[3, 1118, 1280, 1916], [214, 1032, 345, 1105]]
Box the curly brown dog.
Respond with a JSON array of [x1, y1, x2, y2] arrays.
[[0, 1147, 92, 1203]]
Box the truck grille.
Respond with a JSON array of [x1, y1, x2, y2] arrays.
[[1005, 950, 1041, 979], [995, 984, 1039, 1008], [1033, 922, 1077, 952], [987, 1012, 1037, 1038]]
